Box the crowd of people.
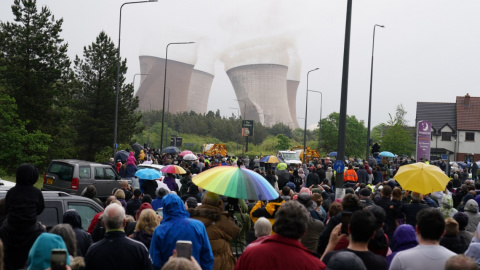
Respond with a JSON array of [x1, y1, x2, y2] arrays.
[[2, 151, 480, 270]]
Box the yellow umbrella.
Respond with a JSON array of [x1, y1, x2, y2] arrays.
[[394, 162, 450, 194]]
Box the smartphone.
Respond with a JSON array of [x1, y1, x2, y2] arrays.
[[176, 240, 192, 259], [156, 207, 163, 218], [341, 212, 352, 235], [50, 249, 67, 270]]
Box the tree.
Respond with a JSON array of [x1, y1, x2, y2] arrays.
[[275, 134, 291, 150], [320, 112, 367, 158], [0, 0, 70, 132], [380, 104, 415, 156], [0, 94, 51, 174], [71, 31, 139, 160]]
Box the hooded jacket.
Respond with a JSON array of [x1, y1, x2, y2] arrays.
[[27, 233, 70, 270], [63, 209, 93, 256], [386, 224, 418, 267], [188, 204, 240, 270], [6, 164, 44, 228], [465, 199, 480, 233], [149, 194, 214, 270]]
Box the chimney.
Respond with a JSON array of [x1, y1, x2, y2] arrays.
[[464, 93, 471, 107]]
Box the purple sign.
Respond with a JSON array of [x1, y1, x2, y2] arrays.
[[416, 120, 432, 162]]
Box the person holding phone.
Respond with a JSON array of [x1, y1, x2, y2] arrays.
[[150, 194, 214, 270]]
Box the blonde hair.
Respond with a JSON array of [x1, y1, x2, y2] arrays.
[[114, 189, 125, 200], [445, 217, 459, 236], [135, 209, 159, 235]]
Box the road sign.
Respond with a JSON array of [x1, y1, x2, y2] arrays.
[[334, 160, 345, 173], [242, 120, 254, 137]]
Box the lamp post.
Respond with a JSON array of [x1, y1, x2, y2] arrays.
[[160, 42, 195, 151], [133, 73, 150, 92], [303, 68, 319, 164], [235, 99, 247, 154], [229, 107, 240, 151], [165, 88, 171, 148], [113, 0, 157, 157], [366, 24, 385, 161], [308, 90, 323, 154]]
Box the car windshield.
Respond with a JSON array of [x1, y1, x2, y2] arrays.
[[281, 153, 299, 160]]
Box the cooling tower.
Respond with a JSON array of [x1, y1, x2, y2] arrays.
[[227, 64, 294, 128], [287, 80, 300, 129], [136, 56, 194, 113], [186, 69, 214, 114]]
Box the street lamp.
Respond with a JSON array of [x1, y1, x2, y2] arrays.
[[308, 90, 323, 154], [113, 0, 157, 157], [366, 24, 385, 161], [235, 99, 247, 154], [160, 42, 195, 151], [229, 107, 240, 151], [133, 73, 150, 92], [303, 68, 319, 164]]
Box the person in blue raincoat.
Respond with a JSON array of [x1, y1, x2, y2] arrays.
[[149, 194, 214, 270]]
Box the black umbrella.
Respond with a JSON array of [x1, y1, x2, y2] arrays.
[[115, 150, 129, 163], [161, 146, 181, 154], [131, 143, 144, 156]]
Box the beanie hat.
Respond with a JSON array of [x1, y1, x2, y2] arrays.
[[185, 197, 198, 209], [136, 202, 153, 220], [16, 164, 39, 186]]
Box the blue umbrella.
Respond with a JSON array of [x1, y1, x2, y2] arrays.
[[457, 161, 468, 168], [114, 150, 129, 163], [328, 152, 337, 157], [379, 151, 395, 158], [135, 168, 162, 180]]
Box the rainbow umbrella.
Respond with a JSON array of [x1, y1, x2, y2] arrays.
[[259, 155, 280, 164], [161, 165, 187, 174], [193, 166, 279, 201], [179, 150, 193, 157]]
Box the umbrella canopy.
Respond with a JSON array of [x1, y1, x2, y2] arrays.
[[193, 166, 279, 201], [259, 155, 280, 164], [379, 151, 395, 158], [179, 150, 193, 157], [183, 153, 198, 161], [276, 163, 287, 170], [394, 162, 450, 194], [161, 165, 187, 174], [161, 146, 181, 154], [114, 150, 129, 163], [329, 152, 337, 157], [135, 168, 162, 180]]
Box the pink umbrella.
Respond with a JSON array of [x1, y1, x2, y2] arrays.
[[179, 150, 193, 157]]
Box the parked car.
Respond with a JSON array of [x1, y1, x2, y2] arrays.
[[0, 189, 103, 231], [42, 159, 130, 200]]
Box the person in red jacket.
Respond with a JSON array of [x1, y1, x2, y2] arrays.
[[343, 164, 358, 188], [235, 200, 326, 270]]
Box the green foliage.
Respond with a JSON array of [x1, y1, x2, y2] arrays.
[[275, 134, 291, 150], [0, 94, 51, 174], [71, 31, 139, 161], [0, 0, 71, 132], [94, 143, 131, 163], [320, 112, 367, 158], [380, 104, 415, 156]]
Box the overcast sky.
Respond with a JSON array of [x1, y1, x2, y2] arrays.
[[1, 0, 479, 129]]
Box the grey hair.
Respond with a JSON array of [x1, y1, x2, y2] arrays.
[[254, 217, 272, 237], [50, 223, 77, 257], [103, 203, 125, 230]]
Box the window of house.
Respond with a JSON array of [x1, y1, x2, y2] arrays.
[[466, 132, 475, 141], [441, 132, 452, 141]]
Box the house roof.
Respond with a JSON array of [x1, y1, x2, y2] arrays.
[[416, 102, 457, 132], [457, 95, 480, 131]]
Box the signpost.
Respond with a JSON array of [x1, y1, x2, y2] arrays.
[[242, 120, 254, 153]]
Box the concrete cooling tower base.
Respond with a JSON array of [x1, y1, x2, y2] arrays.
[[227, 64, 294, 128]]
